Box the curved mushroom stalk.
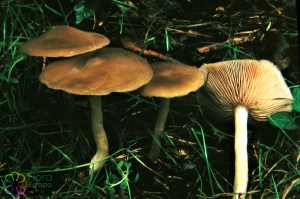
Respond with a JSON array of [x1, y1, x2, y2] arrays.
[[38, 48, 153, 174], [149, 98, 170, 160], [233, 105, 249, 199], [89, 96, 109, 173], [140, 62, 204, 160]]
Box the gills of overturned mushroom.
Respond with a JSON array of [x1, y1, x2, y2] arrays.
[[198, 59, 293, 199]]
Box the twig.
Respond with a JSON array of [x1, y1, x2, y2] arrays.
[[42, 57, 46, 70], [196, 33, 257, 53], [166, 27, 211, 37], [121, 37, 181, 63]]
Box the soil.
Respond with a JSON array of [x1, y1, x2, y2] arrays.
[[0, 0, 299, 198]]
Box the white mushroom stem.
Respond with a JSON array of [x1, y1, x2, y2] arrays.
[[233, 105, 249, 199], [89, 96, 109, 173], [148, 98, 170, 160]]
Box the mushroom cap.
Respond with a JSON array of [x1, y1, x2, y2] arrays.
[[199, 59, 293, 121], [140, 62, 205, 98], [20, 25, 110, 57], [39, 48, 153, 95]]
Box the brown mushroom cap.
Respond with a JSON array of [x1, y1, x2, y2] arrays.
[[39, 48, 153, 95], [199, 59, 293, 121], [20, 25, 110, 57], [140, 62, 205, 98]]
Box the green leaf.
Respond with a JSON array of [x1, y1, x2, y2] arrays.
[[105, 174, 117, 193], [292, 87, 300, 112], [269, 112, 298, 130], [124, 162, 132, 170], [120, 178, 128, 191], [73, 0, 95, 24], [117, 160, 124, 169], [133, 173, 139, 183]]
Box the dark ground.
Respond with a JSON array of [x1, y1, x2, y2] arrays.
[[0, 0, 299, 198]]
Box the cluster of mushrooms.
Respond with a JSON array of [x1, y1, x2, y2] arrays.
[[21, 25, 293, 199]]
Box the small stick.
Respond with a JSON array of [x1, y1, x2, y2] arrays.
[[196, 34, 256, 53], [42, 56, 46, 70], [121, 37, 181, 63]]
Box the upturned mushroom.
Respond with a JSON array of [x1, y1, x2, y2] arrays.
[[198, 59, 293, 198], [140, 62, 205, 160], [20, 25, 110, 57], [39, 48, 153, 172]]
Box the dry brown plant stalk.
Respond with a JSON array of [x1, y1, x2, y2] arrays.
[[121, 37, 180, 63], [196, 34, 256, 53]]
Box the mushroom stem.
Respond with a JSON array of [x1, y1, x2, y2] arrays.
[[89, 95, 109, 172], [233, 105, 249, 199], [148, 98, 170, 160], [42, 57, 46, 70]]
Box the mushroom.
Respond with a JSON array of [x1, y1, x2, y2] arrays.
[[140, 62, 205, 160], [21, 25, 110, 57], [20, 25, 110, 69], [198, 59, 293, 198], [39, 48, 153, 172]]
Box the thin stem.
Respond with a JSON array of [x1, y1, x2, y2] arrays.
[[233, 105, 249, 199], [89, 95, 109, 172], [149, 98, 170, 160]]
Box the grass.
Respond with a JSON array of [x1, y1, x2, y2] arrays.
[[1, 0, 299, 198]]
